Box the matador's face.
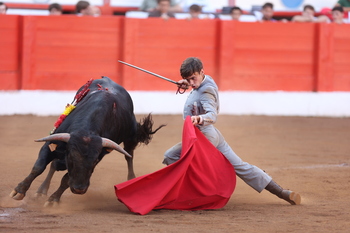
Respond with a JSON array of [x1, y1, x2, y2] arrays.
[[185, 69, 205, 89]]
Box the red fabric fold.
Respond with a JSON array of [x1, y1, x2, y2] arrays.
[[114, 116, 236, 215]]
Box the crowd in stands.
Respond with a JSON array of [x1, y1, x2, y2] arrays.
[[140, 0, 349, 24], [0, 0, 349, 24]]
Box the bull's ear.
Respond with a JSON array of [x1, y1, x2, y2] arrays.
[[48, 143, 57, 152]]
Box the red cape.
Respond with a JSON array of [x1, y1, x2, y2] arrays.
[[114, 116, 236, 215]]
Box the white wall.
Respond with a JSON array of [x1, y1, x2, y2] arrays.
[[1, 91, 350, 117], [6, 9, 49, 15], [110, 0, 142, 7]]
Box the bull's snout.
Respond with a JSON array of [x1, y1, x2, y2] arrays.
[[71, 187, 88, 195]]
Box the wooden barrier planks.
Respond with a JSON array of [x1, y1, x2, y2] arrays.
[[1, 16, 350, 92], [21, 15, 124, 90], [122, 18, 220, 91], [0, 15, 22, 90], [316, 23, 350, 91], [219, 21, 317, 91], [332, 24, 350, 91]]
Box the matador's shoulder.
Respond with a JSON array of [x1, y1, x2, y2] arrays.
[[200, 78, 218, 94]]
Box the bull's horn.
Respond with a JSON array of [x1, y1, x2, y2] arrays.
[[35, 133, 70, 143], [101, 138, 132, 158]]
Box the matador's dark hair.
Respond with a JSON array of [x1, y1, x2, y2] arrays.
[[180, 57, 203, 78]]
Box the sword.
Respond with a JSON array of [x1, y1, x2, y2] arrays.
[[118, 60, 187, 94], [118, 60, 179, 85]]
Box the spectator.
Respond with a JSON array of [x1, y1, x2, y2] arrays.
[[91, 5, 101, 16], [185, 3, 214, 19], [140, 0, 182, 12], [332, 6, 348, 24], [148, 0, 175, 20], [48, 3, 62, 15], [261, 2, 276, 21], [292, 4, 330, 23], [187, 4, 203, 19], [0, 2, 7, 14], [75, 0, 93, 16], [230, 6, 242, 20], [180, 0, 215, 13], [319, 7, 332, 20], [335, 0, 350, 12]]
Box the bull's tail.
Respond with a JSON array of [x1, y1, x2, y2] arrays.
[[136, 113, 165, 145]]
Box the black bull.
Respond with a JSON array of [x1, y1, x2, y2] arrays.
[[10, 76, 164, 206]]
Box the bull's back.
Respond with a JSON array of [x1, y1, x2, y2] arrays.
[[75, 76, 132, 104], [90, 76, 125, 94], [89, 76, 134, 111], [58, 77, 137, 140]]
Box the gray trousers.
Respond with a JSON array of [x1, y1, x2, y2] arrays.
[[163, 125, 272, 192]]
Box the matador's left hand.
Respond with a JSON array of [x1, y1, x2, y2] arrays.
[[191, 116, 201, 125]]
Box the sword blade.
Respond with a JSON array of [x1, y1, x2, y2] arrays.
[[118, 60, 178, 85]]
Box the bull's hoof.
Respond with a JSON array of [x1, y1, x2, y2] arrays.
[[44, 200, 59, 208], [9, 190, 25, 200], [34, 192, 47, 198]]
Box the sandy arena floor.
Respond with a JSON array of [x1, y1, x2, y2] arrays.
[[1, 114, 349, 233]]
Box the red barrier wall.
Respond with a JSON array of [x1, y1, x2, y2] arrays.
[[21, 15, 124, 90], [0, 15, 21, 90], [317, 23, 350, 91], [122, 18, 220, 91], [219, 21, 317, 91], [1, 16, 350, 92]]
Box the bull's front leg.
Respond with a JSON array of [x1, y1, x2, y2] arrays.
[[10, 144, 54, 200], [35, 160, 57, 197], [44, 172, 69, 207], [35, 158, 67, 197]]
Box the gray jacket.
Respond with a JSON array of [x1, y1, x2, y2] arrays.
[[183, 75, 220, 128]]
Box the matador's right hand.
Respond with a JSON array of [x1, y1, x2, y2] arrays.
[[176, 79, 189, 90]]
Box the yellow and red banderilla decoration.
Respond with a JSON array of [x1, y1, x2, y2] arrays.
[[50, 104, 76, 134]]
